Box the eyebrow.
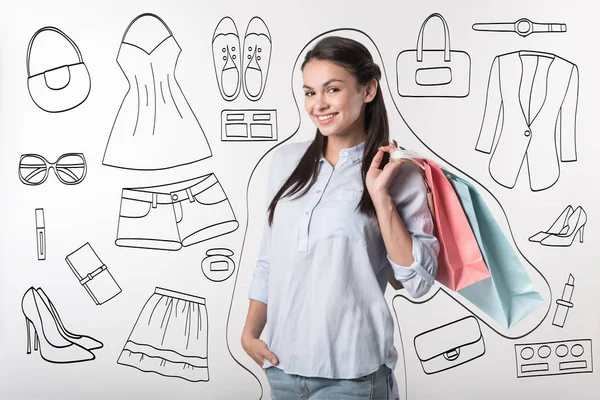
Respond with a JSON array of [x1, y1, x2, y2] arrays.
[[302, 79, 345, 89]]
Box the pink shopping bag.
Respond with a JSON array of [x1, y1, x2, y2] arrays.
[[423, 160, 490, 291]]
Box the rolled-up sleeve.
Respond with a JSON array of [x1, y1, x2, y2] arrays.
[[388, 164, 439, 298], [248, 154, 277, 304]]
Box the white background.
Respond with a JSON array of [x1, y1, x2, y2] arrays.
[[1, 0, 599, 398]]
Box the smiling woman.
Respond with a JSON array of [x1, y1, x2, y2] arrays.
[[302, 60, 366, 136], [241, 36, 439, 400]]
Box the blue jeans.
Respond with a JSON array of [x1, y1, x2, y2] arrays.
[[265, 364, 398, 399]]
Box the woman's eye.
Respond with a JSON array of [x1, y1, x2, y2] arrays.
[[327, 87, 339, 93], [304, 91, 314, 97]]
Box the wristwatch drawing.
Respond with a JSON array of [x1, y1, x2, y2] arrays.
[[472, 18, 567, 37]]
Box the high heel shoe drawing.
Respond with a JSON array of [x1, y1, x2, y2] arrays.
[[529, 205, 574, 242], [21, 287, 95, 363], [35, 287, 103, 351], [540, 206, 587, 247]]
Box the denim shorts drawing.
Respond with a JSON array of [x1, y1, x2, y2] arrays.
[[115, 173, 239, 251], [265, 364, 397, 400]]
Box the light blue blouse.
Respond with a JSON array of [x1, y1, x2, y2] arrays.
[[248, 140, 439, 379]]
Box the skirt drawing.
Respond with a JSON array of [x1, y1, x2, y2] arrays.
[[117, 287, 209, 382]]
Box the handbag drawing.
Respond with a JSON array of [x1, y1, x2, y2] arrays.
[[26, 26, 91, 113], [414, 315, 485, 374], [65, 243, 121, 305], [396, 13, 471, 98]]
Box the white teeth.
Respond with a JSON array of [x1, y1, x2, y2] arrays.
[[318, 113, 336, 121]]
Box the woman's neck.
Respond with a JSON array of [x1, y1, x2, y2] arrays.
[[323, 132, 366, 167]]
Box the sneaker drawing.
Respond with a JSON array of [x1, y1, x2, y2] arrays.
[[212, 16, 241, 101], [242, 16, 272, 101]]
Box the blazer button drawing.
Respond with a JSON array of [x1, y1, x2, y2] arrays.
[[475, 51, 579, 191]]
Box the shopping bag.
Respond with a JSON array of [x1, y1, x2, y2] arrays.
[[396, 13, 471, 97], [386, 149, 488, 291], [422, 160, 490, 291], [445, 171, 545, 328]]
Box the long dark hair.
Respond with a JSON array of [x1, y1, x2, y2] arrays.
[[267, 36, 390, 225]]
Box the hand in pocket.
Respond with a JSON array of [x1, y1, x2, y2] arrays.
[[242, 335, 279, 367]]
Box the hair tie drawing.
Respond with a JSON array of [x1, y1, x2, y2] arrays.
[[202, 248, 236, 282], [26, 27, 91, 113]]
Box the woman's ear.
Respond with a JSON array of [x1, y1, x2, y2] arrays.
[[364, 78, 378, 103]]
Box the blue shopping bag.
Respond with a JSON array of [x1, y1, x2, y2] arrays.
[[444, 170, 544, 328]]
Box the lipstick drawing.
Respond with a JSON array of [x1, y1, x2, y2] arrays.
[[552, 274, 575, 328], [35, 208, 46, 260]]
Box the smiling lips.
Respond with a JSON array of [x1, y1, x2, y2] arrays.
[[316, 112, 338, 124]]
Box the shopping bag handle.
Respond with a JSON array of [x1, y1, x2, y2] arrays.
[[416, 13, 451, 62], [389, 147, 449, 177], [26, 27, 84, 77], [389, 147, 437, 220], [390, 148, 428, 169]]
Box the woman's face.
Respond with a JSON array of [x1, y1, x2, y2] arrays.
[[302, 59, 370, 140]]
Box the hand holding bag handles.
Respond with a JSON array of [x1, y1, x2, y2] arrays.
[[396, 13, 471, 97], [388, 148, 491, 292], [26, 26, 91, 113], [389, 148, 544, 329]]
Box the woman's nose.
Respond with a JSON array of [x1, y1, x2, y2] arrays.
[[314, 95, 328, 110]]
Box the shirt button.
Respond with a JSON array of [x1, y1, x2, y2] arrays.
[[172, 194, 179, 200], [524, 130, 531, 137]]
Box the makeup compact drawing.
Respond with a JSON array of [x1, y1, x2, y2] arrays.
[[514, 339, 593, 377]]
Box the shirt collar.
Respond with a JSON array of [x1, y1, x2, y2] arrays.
[[319, 140, 365, 163]]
